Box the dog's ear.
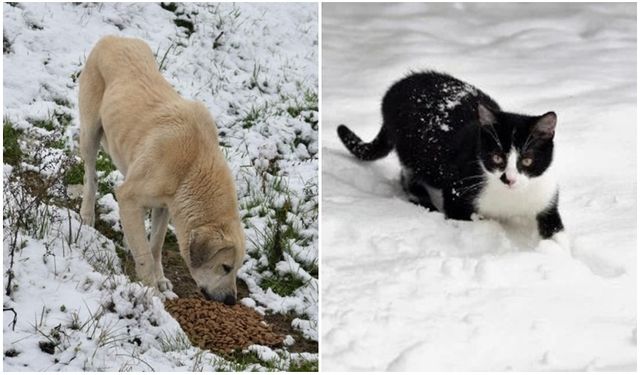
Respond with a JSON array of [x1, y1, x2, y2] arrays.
[[188, 229, 235, 268], [188, 229, 211, 268]]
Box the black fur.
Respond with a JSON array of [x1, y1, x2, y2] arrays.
[[338, 71, 564, 238], [537, 193, 564, 239]]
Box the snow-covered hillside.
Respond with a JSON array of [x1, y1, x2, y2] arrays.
[[4, 3, 317, 371], [321, 3, 636, 371]]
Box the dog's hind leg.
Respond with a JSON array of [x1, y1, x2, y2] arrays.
[[78, 56, 104, 227], [79, 121, 101, 227], [150, 207, 173, 292]]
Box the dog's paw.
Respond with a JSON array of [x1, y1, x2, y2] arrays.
[[157, 277, 174, 292], [162, 290, 179, 300], [136, 269, 160, 291], [80, 213, 95, 227]]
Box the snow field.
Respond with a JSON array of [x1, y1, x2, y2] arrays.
[[4, 2, 317, 371], [321, 2, 636, 371]]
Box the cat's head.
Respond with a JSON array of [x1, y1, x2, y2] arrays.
[[476, 103, 556, 190]]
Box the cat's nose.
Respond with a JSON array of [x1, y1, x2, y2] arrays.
[[500, 173, 516, 187]]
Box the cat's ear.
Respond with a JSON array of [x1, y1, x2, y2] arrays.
[[477, 103, 497, 127], [533, 112, 557, 139]]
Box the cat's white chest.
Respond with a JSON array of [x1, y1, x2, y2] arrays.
[[474, 173, 558, 219]]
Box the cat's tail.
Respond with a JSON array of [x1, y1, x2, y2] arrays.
[[337, 124, 394, 161]]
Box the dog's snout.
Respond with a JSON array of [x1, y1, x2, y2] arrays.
[[200, 288, 236, 305], [223, 294, 236, 306]]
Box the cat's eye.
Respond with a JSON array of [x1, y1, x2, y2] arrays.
[[521, 157, 533, 167], [222, 264, 232, 274], [491, 154, 503, 164]]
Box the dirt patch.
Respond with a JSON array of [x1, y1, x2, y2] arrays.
[[165, 297, 283, 354], [142, 233, 317, 354], [111, 230, 317, 354]]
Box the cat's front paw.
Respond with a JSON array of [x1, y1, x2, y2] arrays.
[[537, 230, 571, 255], [551, 230, 570, 251]]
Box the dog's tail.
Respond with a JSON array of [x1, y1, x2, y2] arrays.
[[337, 124, 394, 161]]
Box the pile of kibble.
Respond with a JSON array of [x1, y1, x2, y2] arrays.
[[164, 298, 283, 354]]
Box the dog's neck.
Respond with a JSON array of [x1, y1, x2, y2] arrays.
[[168, 158, 240, 253]]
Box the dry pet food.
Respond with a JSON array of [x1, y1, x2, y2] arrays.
[[165, 297, 283, 354]]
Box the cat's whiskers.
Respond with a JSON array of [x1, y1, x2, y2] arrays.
[[456, 181, 485, 195], [459, 174, 485, 181]]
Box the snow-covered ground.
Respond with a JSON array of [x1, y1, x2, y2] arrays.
[[321, 3, 636, 371], [4, 3, 317, 371]]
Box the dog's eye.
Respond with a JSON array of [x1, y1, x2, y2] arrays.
[[222, 264, 232, 274], [491, 154, 503, 164], [521, 157, 533, 167]]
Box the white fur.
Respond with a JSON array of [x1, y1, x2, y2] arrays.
[[551, 230, 570, 250], [475, 160, 558, 219], [504, 148, 518, 183]]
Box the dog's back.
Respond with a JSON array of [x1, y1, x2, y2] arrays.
[[79, 36, 184, 171], [85, 36, 157, 85]]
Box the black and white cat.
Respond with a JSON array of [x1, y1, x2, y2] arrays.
[[337, 71, 567, 245]]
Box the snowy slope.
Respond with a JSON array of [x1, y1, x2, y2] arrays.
[[321, 3, 636, 371], [4, 3, 317, 371]]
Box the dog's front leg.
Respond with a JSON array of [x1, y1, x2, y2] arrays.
[[116, 185, 157, 287], [150, 207, 173, 293]]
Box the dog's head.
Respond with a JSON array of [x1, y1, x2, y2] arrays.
[[186, 223, 245, 305]]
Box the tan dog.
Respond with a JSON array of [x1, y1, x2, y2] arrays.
[[78, 36, 245, 304]]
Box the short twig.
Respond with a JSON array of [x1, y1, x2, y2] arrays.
[[4, 308, 18, 331], [213, 31, 224, 49]]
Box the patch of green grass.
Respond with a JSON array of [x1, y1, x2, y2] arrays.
[[64, 160, 84, 185], [54, 111, 73, 128], [255, 200, 295, 271], [286, 89, 318, 119], [96, 151, 117, 174], [53, 97, 72, 108], [98, 181, 114, 196], [62, 151, 116, 194], [289, 359, 318, 372], [241, 104, 267, 129], [223, 351, 276, 371], [260, 273, 305, 297], [30, 118, 56, 131], [28, 110, 73, 132], [3, 120, 23, 166]]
